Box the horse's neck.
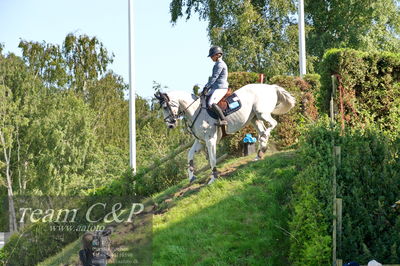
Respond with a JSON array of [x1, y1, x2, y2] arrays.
[[177, 93, 201, 121]]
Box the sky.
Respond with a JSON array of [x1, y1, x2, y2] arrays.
[[0, 0, 211, 99]]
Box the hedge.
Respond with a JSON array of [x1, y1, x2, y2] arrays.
[[290, 121, 400, 265], [291, 48, 400, 264], [319, 49, 400, 138]]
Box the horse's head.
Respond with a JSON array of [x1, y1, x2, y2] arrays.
[[154, 91, 179, 129]]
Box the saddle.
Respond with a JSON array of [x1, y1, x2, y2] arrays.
[[216, 88, 233, 111], [205, 88, 242, 119]]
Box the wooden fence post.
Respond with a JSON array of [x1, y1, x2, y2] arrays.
[[337, 198, 343, 266], [330, 75, 337, 125], [333, 146, 342, 266], [331, 75, 344, 266]]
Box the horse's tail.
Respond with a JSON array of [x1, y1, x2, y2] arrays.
[[272, 85, 296, 115]]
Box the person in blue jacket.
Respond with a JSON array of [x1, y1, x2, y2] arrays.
[[204, 46, 229, 126]]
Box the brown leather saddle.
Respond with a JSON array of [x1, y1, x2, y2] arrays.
[[205, 88, 241, 119], [216, 88, 233, 111]]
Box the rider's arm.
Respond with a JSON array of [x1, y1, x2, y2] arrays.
[[205, 61, 224, 89]]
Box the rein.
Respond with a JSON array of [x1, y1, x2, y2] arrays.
[[156, 92, 203, 139], [184, 104, 205, 140], [162, 96, 199, 122]]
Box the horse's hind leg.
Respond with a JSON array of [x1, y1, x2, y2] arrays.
[[252, 113, 277, 159], [260, 112, 277, 138], [188, 140, 203, 183], [251, 119, 268, 160]]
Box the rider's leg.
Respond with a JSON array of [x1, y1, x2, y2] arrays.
[[208, 88, 228, 126]]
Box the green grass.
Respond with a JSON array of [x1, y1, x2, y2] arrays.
[[151, 151, 297, 266], [37, 240, 81, 266], [37, 151, 297, 266]]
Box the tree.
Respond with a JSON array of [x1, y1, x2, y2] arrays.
[[170, 0, 301, 76], [18, 40, 68, 89], [305, 0, 400, 59], [19, 34, 127, 150], [87, 72, 129, 150], [0, 82, 18, 233], [210, 0, 299, 75], [170, 0, 400, 74], [0, 52, 44, 232], [63, 33, 114, 94], [19, 33, 114, 95], [25, 91, 107, 195]]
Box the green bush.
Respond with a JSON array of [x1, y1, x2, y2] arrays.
[[319, 49, 400, 137], [289, 118, 334, 265], [291, 49, 400, 264], [290, 119, 400, 264], [228, 72, 260, 91], [270, 74, 320, 147], [336, 129, 400, 263], [0, 223, 79, 266]]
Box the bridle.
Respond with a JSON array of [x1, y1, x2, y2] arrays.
[[154, 92, 179, 124], [154, 92, 202, 135]]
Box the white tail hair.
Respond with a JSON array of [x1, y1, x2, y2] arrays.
[[272, 85, 296, 115]]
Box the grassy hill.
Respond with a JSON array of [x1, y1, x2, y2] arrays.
[[39, 151, 298, 266]]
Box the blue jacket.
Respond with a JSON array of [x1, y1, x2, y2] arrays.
[[205, 58, 229, 91]]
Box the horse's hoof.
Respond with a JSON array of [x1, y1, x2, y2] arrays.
[[189, 176, 196, 183], [207, 177, 216, 185], [253, 156, 260, 161]]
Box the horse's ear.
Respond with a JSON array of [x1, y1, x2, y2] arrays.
[[161, 93, 170, 102]]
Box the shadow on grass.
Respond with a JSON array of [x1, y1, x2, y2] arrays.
[[150, 151, 297, 266], [37, 151, 297, 266]]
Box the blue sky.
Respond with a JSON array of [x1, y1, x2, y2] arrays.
[[0, 0, 211, 99]]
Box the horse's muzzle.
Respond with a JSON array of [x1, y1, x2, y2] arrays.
[[167, 121, 177, 129]]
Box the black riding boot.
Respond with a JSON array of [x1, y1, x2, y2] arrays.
[[211, 104, 228, 126]]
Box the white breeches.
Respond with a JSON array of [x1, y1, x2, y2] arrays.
[[208, 88, 228, 106]]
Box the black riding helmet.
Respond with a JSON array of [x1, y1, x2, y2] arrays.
[[208, 46, 223, 57]]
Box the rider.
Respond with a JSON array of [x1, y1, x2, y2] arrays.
[[204, 46, 229, 126]]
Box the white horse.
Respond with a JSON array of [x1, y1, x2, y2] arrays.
[[154, 84, 295, 184]]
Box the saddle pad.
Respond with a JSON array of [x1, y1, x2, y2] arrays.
[[206, 93, 242, 119]]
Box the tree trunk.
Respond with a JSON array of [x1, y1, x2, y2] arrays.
[[0, 130, 18, 233]]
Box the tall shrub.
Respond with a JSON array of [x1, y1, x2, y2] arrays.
[[290, 119, 400, 264], [319, 49, 400, 138]]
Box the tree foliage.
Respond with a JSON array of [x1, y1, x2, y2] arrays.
[[19, 33, 114, 94], [306, 0, 400, 59], [19, 34, 128, 150], [170, 0, 400, 74], [170, 0, 299, 76]]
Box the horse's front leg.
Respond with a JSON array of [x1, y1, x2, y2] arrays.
[[188, 139, 203, 183], [205, 136, 218, 185]]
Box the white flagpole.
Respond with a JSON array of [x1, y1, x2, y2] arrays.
[[298, 0, 306, 77], [128, 0, 136, 174]]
